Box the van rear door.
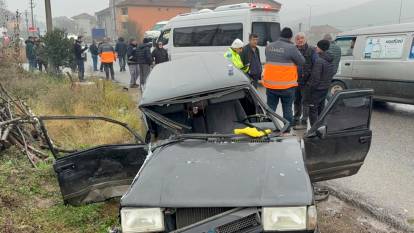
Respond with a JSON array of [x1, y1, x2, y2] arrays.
[[335, 36, 356, 77]]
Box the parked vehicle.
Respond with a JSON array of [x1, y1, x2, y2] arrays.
[[145, 21, 169, 40], [157, 3, 281, 61], [40, 54, 373, 233], [330, 22, 414, 104]]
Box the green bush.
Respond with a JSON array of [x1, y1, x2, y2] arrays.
[[43, 29, 75, 72]]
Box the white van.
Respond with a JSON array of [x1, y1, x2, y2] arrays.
[[157, 3, 281, 61], [144, 21, 169, 40], [331, 23, 414, 104]]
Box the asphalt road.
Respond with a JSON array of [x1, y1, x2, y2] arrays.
[[85, 59, 414, 231]]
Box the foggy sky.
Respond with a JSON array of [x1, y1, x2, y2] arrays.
[[5, 0, 381, 22]]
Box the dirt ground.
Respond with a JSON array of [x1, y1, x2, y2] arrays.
[[317, 195, 403, 233]]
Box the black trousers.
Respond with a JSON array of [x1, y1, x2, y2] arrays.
[[294, 85, 311, 122], [248, 73, 261, 88], [309, 88, 329, 126], [102, 62, 115, 80]]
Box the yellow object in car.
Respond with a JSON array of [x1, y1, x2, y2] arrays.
[[234, 127, 272, 138]]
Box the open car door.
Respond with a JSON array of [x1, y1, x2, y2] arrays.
[[304, 89, 373, 182], [38, 116, 147, 206]]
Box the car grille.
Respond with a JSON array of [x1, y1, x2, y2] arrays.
[[216, 213, 260, 233], [175, 207, 231, 229]]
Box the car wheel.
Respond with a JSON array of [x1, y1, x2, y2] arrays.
[[328, 81, 346, 99]]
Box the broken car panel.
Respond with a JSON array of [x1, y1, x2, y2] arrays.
[[44, 54, 373, 232]]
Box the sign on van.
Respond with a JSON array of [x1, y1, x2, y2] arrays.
[[364, 36, 405, 59]]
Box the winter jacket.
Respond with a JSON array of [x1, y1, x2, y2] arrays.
[[264, 38, 305, 90], [327, 41, 342, 74], [152, 47, 169, 64], [136, 43, 152, 65], [74, 40, 88, 60], [240, 44, 262, 76], [127, 43, 139, 64], [224, 48, 249, 73], [35, 43, 47, 63], [297, 43, 317, 85], [25, 40, 36, 60], [89, 43, 99, 56], [115, 41, 128, 57], [99, 42, 117, 63], [308, 52, 334, 90]]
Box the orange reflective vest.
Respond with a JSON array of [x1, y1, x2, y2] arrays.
[[263, 62, 299, 90], [99, 43, 117, 63]]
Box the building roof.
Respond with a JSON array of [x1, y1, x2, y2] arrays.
[[141, 53, 250, 104], [71, 13, 96, 20], [95, 7, 111, 16], [338, 22, 414, 37], [116, 0, 194, 8]]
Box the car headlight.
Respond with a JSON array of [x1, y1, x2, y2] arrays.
[[262, 206, 317, 231], [121, 208, 165, 233]]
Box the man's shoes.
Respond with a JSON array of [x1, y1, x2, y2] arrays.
[[293, 119, 308, 130], [129, 84, 139, 88], [291, 119, 300, 127]]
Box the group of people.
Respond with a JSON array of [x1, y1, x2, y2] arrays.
[[25, 36, 48, 72], [72, 35, 169, 87], [226, 27, 341, 132]]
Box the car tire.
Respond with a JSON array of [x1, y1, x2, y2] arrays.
[[327, 81, 346, 100]]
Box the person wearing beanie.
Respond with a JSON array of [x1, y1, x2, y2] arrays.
[[224, 38, 249, 73], [323, 33, 342, 74], [307, 39, 335, 126], [263, 27, 305, 132]]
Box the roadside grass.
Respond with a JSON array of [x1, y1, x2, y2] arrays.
[[0, 63, 142, 232]]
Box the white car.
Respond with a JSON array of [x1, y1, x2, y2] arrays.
[[144, 21, 168, 39]]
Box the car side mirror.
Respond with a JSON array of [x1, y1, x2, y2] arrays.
[[316, 125, 327, 139]]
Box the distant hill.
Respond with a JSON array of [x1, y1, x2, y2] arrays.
[[285, 0, 414, 33]]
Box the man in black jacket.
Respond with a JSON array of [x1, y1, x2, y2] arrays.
[[240, 34, 262, 88], [89, 40, 99, 71], [293, 32, 317, 128], [152, 42, 169, 65], [73, 36, 88, 80], [136, 38, 152, 87], [308, 40, 335, 126], [115, 37, 128, 72], [127, 39, 140, 88]]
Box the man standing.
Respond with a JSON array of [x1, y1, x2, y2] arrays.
[[152, 41, 169, 65], [241, 34, 262, 88], [99, 37, 117, 81], [89, 40, 99, 72], [323, 34, 342, 75], [308, 40, 335, 126], [25, 37, 37, 71], [127, 39, 140, 88], [136, 38, 152, 87], [293, 32, 317, 129], [263, 27, 305, 131], [115, 37, 128, 72], [73, 36, 88, 81], [224, 38, 249, 74], [35, 38, 48, 72]]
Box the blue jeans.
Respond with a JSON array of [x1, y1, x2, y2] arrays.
[[266, 87, 296, 125], [77, 59, 85, 80], [28, 58, 37, 71], [92, 55, 98, 71]]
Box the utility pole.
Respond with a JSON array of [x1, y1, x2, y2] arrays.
[[308, 5, 312, 32], [44, 0, 53, 32], [299, 23, 303, 33], [29, 0, 35, 29], [112, 0, 117, 39], [398, 0, 403, 24], [24, 10, 29, 34]]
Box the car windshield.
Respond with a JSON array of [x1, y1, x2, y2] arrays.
[[151, 23, 166, 31], [141, 88, 284, 140]]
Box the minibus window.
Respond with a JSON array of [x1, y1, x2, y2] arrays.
[[336, 37, 356, 56], [173, 23, 243, 47], [252, 22, 281, 46]]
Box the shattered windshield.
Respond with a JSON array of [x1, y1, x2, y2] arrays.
[[141, 88, 286, 140]]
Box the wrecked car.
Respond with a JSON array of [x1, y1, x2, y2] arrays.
[[40, 54, 373, 233]]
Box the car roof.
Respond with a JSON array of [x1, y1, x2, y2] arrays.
[[337, 22, 414, 37], [140, 53, 250, 104]]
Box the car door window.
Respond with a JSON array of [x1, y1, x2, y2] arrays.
[[336, 37, 356, 56], [158, 29, 170, 45], [324, 96, 371, 133]]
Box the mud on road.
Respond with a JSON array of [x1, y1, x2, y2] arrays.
[[317, 195, 402, 233]]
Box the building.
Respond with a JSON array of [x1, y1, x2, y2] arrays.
[[96, 7, 114, 39], [115, 0, 192, 37], [71, 13, 97, 38]]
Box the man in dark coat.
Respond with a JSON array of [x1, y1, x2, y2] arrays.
[[25, 37, 37, 71], [308, 40, 335, 126], [240, 34, 262, 88], [323, 34, 342, 75], [127, 39, 140, 88], [73, 36, 88, 80], [136, 38, 152, 87], [293, 32, 317, 129], [115, 37, 128, 72], [151, 41, 169, 65], [89, 40, 99, 71]]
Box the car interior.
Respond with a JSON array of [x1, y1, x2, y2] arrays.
[[145, 90, 278, 140]]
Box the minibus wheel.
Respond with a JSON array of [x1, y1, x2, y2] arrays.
[[328, 81, 346, 99]]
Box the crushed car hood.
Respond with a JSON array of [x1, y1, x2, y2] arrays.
[[121, 138, 313, 207]]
